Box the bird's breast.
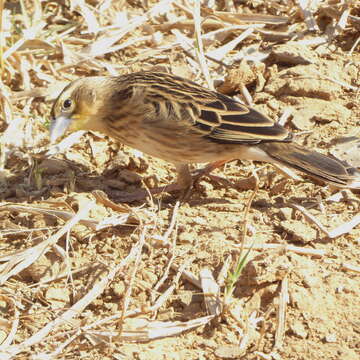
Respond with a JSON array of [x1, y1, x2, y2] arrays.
[[105, 118, 248, 164]]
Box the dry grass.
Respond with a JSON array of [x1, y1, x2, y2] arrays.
[[0, 0, 360, 359]]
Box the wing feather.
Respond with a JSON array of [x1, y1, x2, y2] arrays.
[[126, 72, 292, 144]]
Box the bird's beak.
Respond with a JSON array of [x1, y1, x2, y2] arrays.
[[50, 115, 72, 144]]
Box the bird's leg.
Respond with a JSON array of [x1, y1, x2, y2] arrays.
[[116, 161, 230, 203], [192, 160, 229, 185], [174, 163, 193, 200], [140, 161, 224, 201], [116, 164, 192, 202], [175, 160, 231, 199]]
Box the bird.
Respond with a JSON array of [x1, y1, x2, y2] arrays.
[[49, 71, 360, 198]]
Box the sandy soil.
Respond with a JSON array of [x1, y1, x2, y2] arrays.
[[0, 1, 359, 359]]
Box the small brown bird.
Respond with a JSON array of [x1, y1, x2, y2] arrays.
[[50, 71, 360, 195]]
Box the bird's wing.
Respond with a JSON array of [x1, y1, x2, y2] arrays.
[[131, 72, 291, 145]]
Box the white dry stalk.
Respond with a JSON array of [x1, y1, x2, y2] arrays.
[[202, 24, 265, 43], [1, 242, 140, 360], [1, 117, 28, 148], [27, 264, 91, 288], [171, 28, 234, 70], [52, 314, 215, 344], [341, 262, 360, 273], [149, 284, 176, 313], [0, 202, 131, 231], [118, 226, 148, 334], [54, 1, 171, 68], [274, 276, 288, 350], [56, 57, 102, 73], [3, 21, 46, 60], [162, 200, 180, 242], [193, 0, 213, 90], [72, 315, 215, 342], [76, 0, 100, 34], [287, 202, 330, 237], [47, 24, 78, 43], [171, 29, 197, 58], [0, 203, 93, 285], [45, 280, 186, 348], [170, 263, 202, 288], [230, 242, 325, 258], [81, 0, 176, 57], [336, 7, 351, 32], [229, 43, 271, 64], [206, 27, 255, 62], [99, 0, 113, 12], [185, 55, 202, 77], [217, 254, 232, 287], [289, 203, 360, 239], [151, 254, 194, 311], [172, 1, 192, 17], [119, 315, 215, 341], [97, 60, 119, 76], [203, 0, 216, 8], [155, 18, 226, 32], [46, 131, 86, 155], [349, 35, 360, 55], [214, 11, 289, 25], [326, 190, 351, 203], [84, 35, 151, 58], [327, 7, 350, 41], [238, 169, 259, 257], [151, 203, 179, 302], [240, 84, 253, 106], [224, 0, 235, 12], [297, 36, 328, 46], [0, 1, 4, 64], [328, 214, 360, 238], [256, 305, 274, 351], [95, 214, 135, 231], [0, 227, 57, 236], [0, 87, 13, 124], [200, 268, 222, 316], [10, 80, 69, 102], [241, 311, 263, 351], [0, 206, 99, 357], [278, 108, 293, 126], [172, 256, 196, 288], [296, 0, 319, 31], [46, 277, 191, 348], [18, 57, 31, 90], [254, 351, 273, 360], [312, 69, 359, 91]]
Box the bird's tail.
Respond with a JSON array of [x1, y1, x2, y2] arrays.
[[259, 142, 360, 189]]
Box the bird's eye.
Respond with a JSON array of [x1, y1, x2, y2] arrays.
[[62, 99, 72, 110]]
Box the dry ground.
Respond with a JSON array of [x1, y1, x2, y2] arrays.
[[0, 1, 359, 359]]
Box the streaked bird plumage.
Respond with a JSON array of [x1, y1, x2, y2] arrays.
[[50, 71, 360, 193]]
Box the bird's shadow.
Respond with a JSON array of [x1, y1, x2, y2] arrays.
[[0, 155, 234, 208]]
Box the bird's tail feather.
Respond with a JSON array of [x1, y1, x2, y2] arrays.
[[259, 142, 360, 188]]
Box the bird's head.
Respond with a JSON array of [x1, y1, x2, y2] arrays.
[[50, 77, 112, 143]]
